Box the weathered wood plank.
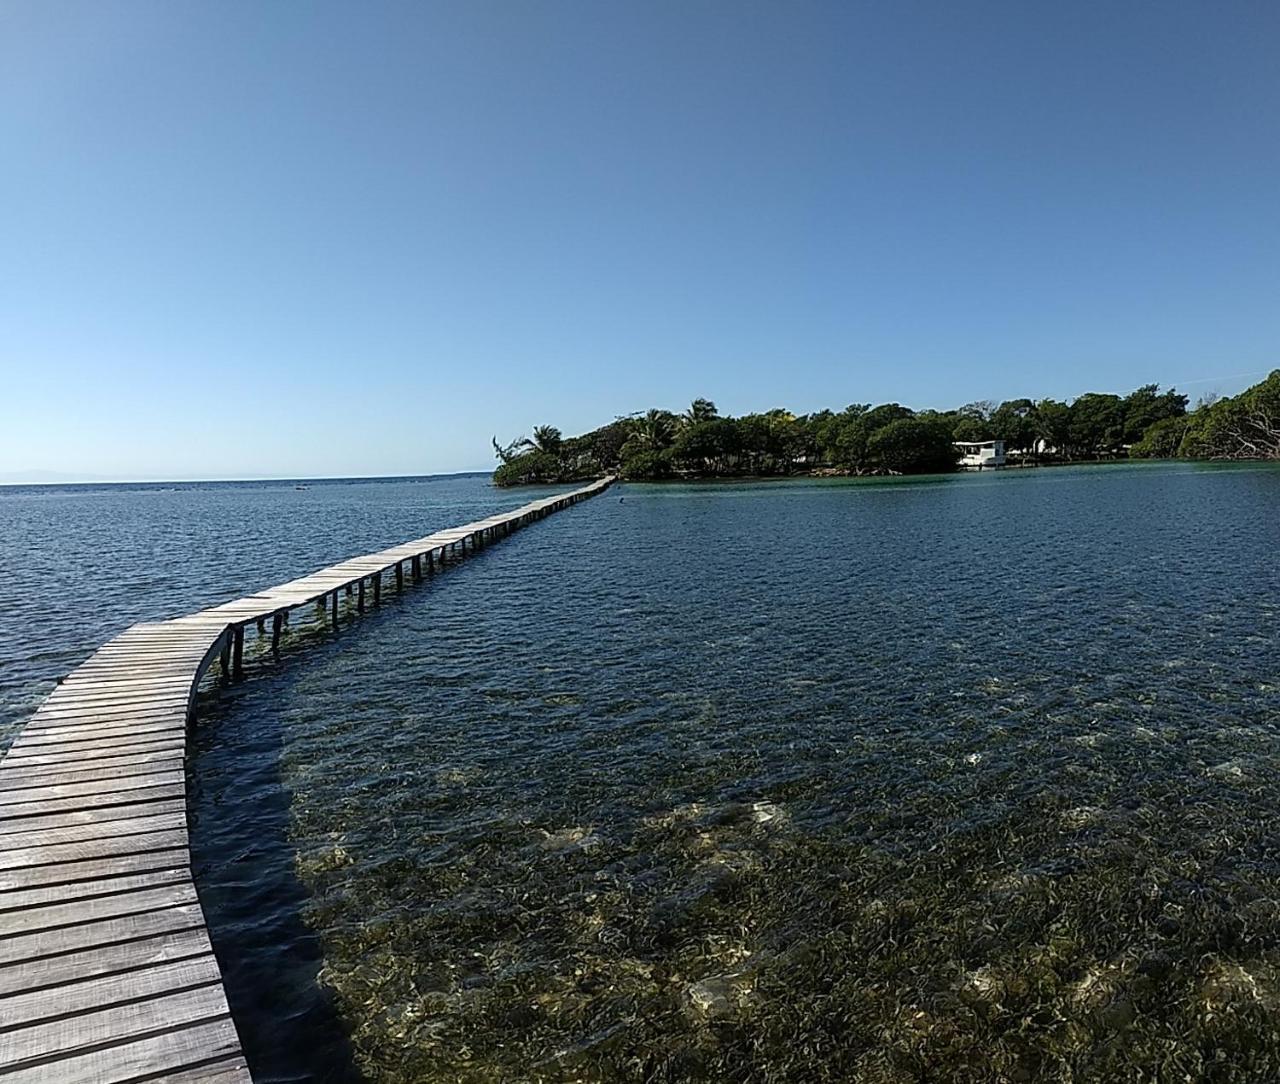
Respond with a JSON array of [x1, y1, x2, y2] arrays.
[[0, 848, 189, 895], [10, 720, 186, 747], [0, 1016, 243, 1084], [0, 985, 233, 1073], [0, 757, 186, 792], [0, 772, 185, 808], [0, 475, 615, 1082], [0, 866, 191, 912], [0, 900, 206, 969], [151, 1054, 254, 1083], [0, 784, 187, 824], [0, 797, 187, 838], [0, 881, 198, 936], [0, 748, 185, 781], [0, 809, 187, 851], [0, 926, 212, 997], [0, 827, 188, 872], [0, 952, 222, 1030], [0, 738, 186, 770]]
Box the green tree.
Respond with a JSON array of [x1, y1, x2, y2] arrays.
[[867, 417, 958, 474], [492, 450, 563, 486], [1067, 393, 1124, 457], [1035, 399, 1072, 457], [1129, 416, 1188, 458], [989, 399, 1038, 453], [672, 417, 740, 474], [1121, 385, 1188, 444], [951, 415, 988, 442], [517, 425, 563, 456], [681, 398, 719, 426], [1179, 371, 1280, 459]]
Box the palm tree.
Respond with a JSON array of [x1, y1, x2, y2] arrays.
[[518, 425, 563, 455], [632, 409, 676, 451], [682, 398, 719, 426]]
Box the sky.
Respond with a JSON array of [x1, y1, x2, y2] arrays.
[[1, 1, 1277, 481]]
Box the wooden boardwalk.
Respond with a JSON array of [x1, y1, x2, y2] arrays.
[[0, 477, 614, 1083]]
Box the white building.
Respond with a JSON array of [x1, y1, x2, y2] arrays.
[[954, 439, 1006, 470]]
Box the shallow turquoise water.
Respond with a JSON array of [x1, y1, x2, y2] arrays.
[[4, 464, 1279, 1081], [182, 462, 1280, 1082]]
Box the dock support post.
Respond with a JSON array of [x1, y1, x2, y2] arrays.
[[374, 572, 382, 606], [395, 562, 404, 593], [412, 555, 422, 583], [271, 613, 283, 654], [331, 590, 338, 629], [219, 637, 231, 682], [357, 578, 366, 613], [232, 627, 244, 678], [256, 617, 266, 635]]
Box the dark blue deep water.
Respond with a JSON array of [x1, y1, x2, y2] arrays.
[[3, 463, 1279, 1082]]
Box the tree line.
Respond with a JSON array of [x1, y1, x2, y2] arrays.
[[492, 370, 1280, 485]]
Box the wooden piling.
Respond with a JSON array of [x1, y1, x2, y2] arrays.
[[0, 475, 615, 1084]]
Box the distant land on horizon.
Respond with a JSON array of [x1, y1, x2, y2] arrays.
[[6, 371, 1272, 488]]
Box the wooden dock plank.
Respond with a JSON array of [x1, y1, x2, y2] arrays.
[[0, 882, 198, 937], [0, 827, 188, 872], [0, 1017, 244, 1084], [0, 867, 192, 913], [0, 985, 233, 1074], [0, 953, 222, 1030], [0, 927, 214, 997], [0, 901, 207, 972], [0, 476, 614, 1082], [0, 785, 188, 824]]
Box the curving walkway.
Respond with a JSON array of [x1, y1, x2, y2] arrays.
[[0, 476, 613, 1083]]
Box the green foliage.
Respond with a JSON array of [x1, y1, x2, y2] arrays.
[[989, 399, 1038, 452], [619, 448, 674, 480], [1122, 384, 1189, 443], [682, 398, 719, 425], [1130, 416, 1188, 459], [490, 376, 1275, 485], [1174, 374, 1280, 460], [492, 450, 565, 486], [672, 418, 740, 473], [867, 417, 959, 473], [1066, 393, 1125, 458], [951, 416, 987, 442]]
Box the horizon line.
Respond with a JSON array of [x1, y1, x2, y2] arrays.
[[0, 468, 496, 488]]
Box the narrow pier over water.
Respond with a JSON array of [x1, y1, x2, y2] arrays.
[[0, 476, 614, 1083]]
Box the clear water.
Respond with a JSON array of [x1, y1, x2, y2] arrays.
[[0, 473, 515, 748], [5, 464, 1280, 1082]]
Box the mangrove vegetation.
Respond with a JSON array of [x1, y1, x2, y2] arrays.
[[491, 372, 1280, 484]]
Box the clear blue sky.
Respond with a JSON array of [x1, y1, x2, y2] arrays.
[[2, 1, 1277, 480]]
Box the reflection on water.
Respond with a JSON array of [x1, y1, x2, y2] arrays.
[[23, 464, 1280, 1081]]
